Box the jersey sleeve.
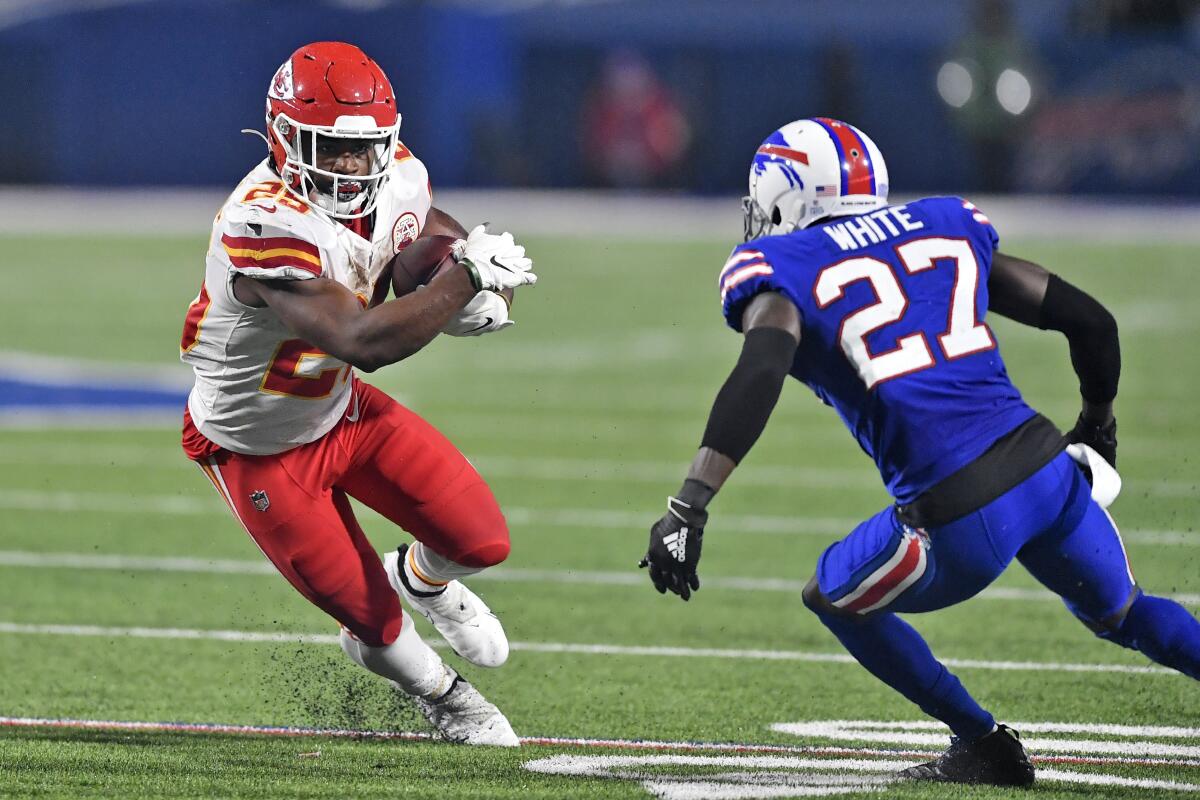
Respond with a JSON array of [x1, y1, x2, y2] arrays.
[[718, 244, 784, 332], [217, 204, 324, 282], [392, 142, 434, 205], [958, 198, 999, 252]]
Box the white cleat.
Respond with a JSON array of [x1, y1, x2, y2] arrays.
[[386, 546, 510, 668], [414, 673, 519, 747]]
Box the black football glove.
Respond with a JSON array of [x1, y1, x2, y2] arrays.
[[1066, 413, 1117, 468], [639, 490, 708, 602]]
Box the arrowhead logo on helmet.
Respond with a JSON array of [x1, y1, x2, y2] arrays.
[[268, 60, 294, 101], [743, 118, 890, 242]]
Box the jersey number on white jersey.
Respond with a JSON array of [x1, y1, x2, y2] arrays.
[[261, 339, 350, 399]]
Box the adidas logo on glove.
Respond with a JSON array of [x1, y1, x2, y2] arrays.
[[662, 529, 689, 562]]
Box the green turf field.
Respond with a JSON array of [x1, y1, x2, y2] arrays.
[[0, 230, 1197, 798]]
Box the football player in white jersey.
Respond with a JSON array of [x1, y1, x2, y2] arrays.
[[179, 42, 536, 746]]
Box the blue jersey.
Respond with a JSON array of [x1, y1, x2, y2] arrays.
[[718, 196, 1036, 503]]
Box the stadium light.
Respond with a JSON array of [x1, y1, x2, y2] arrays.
[[937, 61, 974, 109], [996, 68, 1032, 115]]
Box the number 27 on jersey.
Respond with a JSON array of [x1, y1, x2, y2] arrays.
[[814, 237, 995, 389]]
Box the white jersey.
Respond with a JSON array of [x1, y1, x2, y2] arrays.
[[181, 146, 432, 455]]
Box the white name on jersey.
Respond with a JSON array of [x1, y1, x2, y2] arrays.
[[823, 206, 925, 252]]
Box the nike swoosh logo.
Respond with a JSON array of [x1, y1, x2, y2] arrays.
[[464, 317, 494, 334], [489, 256, 514, 273], [345, 393, 361, 423]]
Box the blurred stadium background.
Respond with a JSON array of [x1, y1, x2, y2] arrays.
[[3, 1, 1200, 797], [4, 0, 1200, 196]]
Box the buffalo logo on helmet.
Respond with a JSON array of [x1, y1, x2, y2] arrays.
[[268, 60, 294, 101]]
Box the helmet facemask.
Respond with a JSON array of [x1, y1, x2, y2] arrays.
[[742, 162, 809, 242], [742, 195, 779, 242], [269, 112, 398, 220]]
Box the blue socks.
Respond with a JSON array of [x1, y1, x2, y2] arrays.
[[816, 610, 996, 741], [1103, 593, 1200, 678], [812, 592, 1200, 744]]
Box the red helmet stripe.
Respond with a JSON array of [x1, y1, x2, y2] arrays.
[[756, 144, 809, 164], [815, 118, 874, 196]]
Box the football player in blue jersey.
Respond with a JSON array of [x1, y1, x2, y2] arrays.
[[640, 117, 1200, 787]]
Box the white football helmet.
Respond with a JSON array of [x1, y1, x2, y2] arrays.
[[743, 118, 889, 241]]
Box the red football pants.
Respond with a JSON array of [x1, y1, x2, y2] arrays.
[[192, 380, 510, 647]]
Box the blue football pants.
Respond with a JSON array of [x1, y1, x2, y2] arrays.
[[807, 451, 1200, 740]]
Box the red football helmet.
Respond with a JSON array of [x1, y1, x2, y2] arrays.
[[265, 42, 400, 219]]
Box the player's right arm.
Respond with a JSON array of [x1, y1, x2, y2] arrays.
[[639, 291, 801, 601], [231, 221, 536, 372], [234, 268, 479, 372], [988, 252, 1120, 465]]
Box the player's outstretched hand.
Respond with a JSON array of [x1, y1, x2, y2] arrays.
[[1066, 413, 1117, 468], [639, 496, 706, 601], [453, 224, 537, 293]]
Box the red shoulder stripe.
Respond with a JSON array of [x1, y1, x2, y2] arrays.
[[220, 234, 320, 259], [226, 253, 321, 275], [220, 233, 322, 275]]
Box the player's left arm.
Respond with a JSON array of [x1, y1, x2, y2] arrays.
[[988, 251, 1120, 465], [639, 291, 801, 601]]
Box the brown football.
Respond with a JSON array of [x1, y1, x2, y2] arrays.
[[389, 234, 458, 297]]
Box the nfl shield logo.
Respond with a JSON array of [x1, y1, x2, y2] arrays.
[[250, 490, 270, 512]]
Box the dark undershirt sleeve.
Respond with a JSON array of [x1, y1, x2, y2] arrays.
[[1039, 273, 1120, 404], [699, 327, 798, 464]]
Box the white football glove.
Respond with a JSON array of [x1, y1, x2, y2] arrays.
[[1066, 442, 1122, 508], [452, 224, 537, 292], [442, 290, 513, 337]]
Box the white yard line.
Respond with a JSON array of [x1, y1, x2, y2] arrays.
[[799, 718, 1200, 739], [8, 715, 1193, 796], [0, 621, 1176, 675], [0, 716, 895, 757], [527, 754, 1200, 796], [771, 722, 1200, 759], [1035, 769, 1200, 793], [0, 486, 1193, 545], [0, 622, 337, 644], [4, 715, 1195, 766], [0, 445, 884, 489], [0, 410, 185, 428], [2, 550, 1197, 607], [0, 444, 1193, 497]]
